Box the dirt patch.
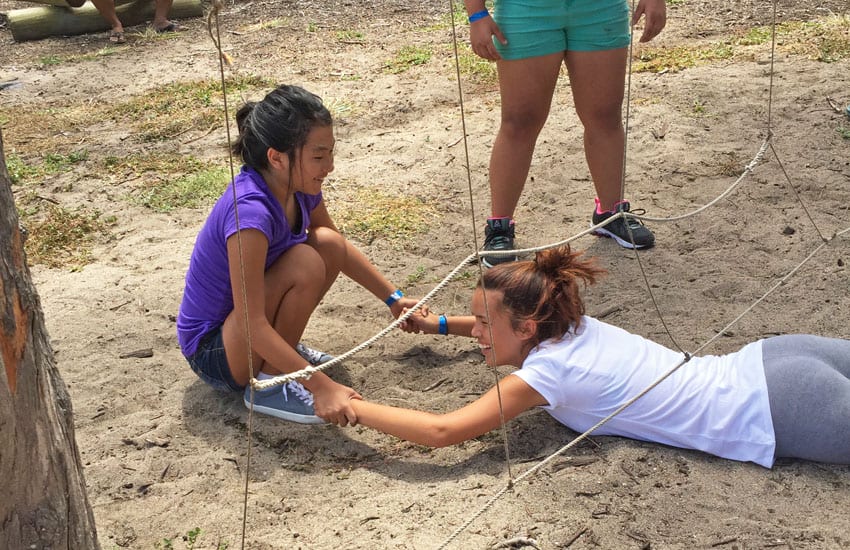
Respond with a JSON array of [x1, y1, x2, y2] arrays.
[[1, 0, 849, 548]]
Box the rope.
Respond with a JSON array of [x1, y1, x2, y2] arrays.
[[436, 226, 849, 549], [253, 252, 477, 389], [446, 0, 516, 480], [620, 0, 638, 200], [206, 3, 255, 549], [198, 1, 848, 548], [435, 0, 848, 546]]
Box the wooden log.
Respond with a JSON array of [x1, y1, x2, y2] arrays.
[[8, 0, 202, 42], [16, 0, 136, 8]]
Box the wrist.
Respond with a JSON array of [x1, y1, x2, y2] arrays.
[[438, 314, 448, 335], [384, 289, 403, 307], [468, 9, 490, 23]]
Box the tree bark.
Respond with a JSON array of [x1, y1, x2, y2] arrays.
[[0, 130, 100, 547], [8, 0, 203, 42]]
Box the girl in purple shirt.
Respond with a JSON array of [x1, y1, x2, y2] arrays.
[[178, 85, 417, 426]]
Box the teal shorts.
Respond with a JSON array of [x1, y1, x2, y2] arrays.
[[493, 0, 630, 60]]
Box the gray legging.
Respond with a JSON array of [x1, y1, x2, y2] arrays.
[[762, 334, 850, 464]]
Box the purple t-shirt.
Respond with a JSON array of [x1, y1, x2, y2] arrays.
[[177, 166, 323, 356]]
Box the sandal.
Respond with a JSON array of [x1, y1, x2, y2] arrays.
[[108, 30, 126, 44], [154, 21, 187, 33]]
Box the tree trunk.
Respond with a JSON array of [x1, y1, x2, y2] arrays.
[[8, 0, 203, 42], [0, 130, 100, 547]]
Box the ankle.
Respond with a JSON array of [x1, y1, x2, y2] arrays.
[[595, 197, 628, 214], [594, 197, 611, 214]]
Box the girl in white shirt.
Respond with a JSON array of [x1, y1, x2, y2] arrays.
[[346, 245, 850, 468]]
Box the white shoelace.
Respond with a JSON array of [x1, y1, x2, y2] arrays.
[[282, 381, 315, 406], [296, 343, 327, 365]]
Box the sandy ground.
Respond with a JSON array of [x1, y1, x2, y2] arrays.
[[1, 0, 850, 548]]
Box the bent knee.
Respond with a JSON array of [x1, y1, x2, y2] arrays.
[[269, 243, 327, 289], [307, 226, 347, 266]]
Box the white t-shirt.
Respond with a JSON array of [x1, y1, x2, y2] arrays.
[[513, 316, 776, 467]]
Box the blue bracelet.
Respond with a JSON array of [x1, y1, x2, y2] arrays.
[[385, 289, 404, 307], [468, 9, 490, 23], [438, 314, 448, 335]]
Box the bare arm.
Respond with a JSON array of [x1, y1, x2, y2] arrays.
[[309, 200, 417, 317], [400, 309, 475, 337], [632, 0, 667, 42], [350, 374, 548, 447], [464, 0, 506, 60], [226, 229, 360, 424]]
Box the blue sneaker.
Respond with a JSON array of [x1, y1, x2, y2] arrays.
[[244, 381, 325, 424], [296, 342, 334, 366]]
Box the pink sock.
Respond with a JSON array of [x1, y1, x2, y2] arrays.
[[595, 198, 628, 214]]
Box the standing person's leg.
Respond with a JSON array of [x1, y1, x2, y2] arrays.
[[152, 0, 186, 32], [564, 0, 654, 249], [565, 48, 627, 212], [566, 48, 652, 248], [490, 54, 563, 218], [762, 335, 850, 464], [481, 54, 562, 267], [89, 0, 124, 42], [479, 0, 568, 267]]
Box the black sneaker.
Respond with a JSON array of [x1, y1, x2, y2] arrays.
[[482, 217, 518, 268], [591, 200, 655, 249]]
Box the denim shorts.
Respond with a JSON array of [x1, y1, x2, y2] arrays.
[[186, 326, 243, 392], [494, 0, 630, 60]]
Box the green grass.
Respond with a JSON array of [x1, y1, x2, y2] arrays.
[[18, 201, 111, 268], [111, 153, 232, 213], [323, 96, 356, 118], [154, 527, 228, 550], [329, 188, 436, 246], [103, 151, 208, 177], [838, 127, 850, 140], [5, 152, 36, 185], [634, 14, 850, 73], [406, 265, 427, 285], [739, 16, 850, 62], [134, 165, 229, 212], [456, 44, 498, 84], [37, 46, 125, 67], [39, 55, 63, 66], [384, 45, 432, 74], [692, 99, 706, 115], [336, 30, 364, 42], [110, 74, 273, 142], [633, 42, 735, 73], [6, 150, 89, 185]]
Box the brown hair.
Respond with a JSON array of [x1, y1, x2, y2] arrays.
[[478, 245, 605, 348]]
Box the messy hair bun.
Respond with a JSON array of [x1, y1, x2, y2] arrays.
[[480, 245, 605, 347]]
